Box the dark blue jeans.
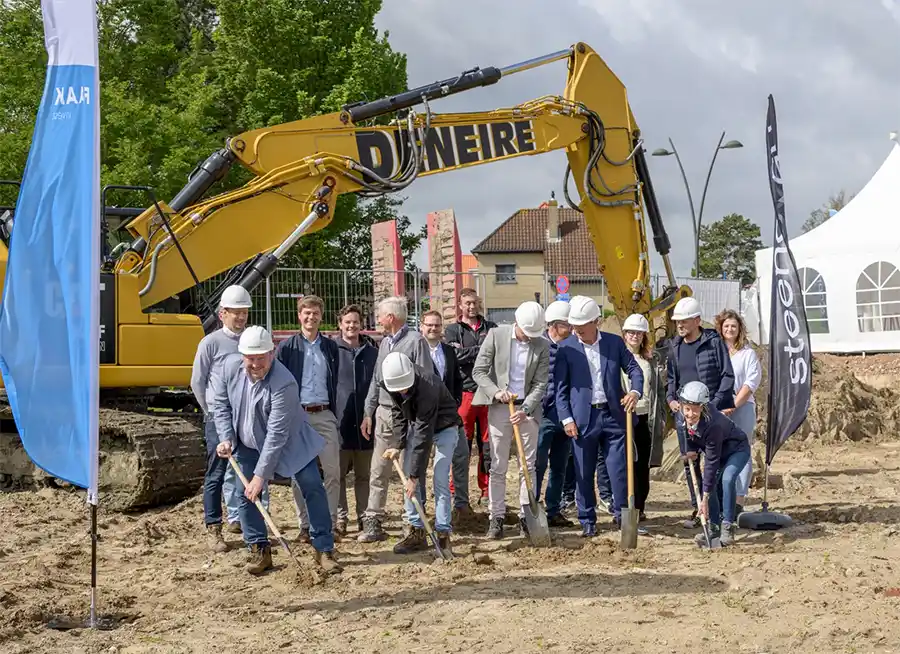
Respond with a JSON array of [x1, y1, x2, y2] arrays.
[[203, 418, 269, 525], [710, 447, 752, 527], [234, 442, 334, 552], [675, 412, 705, 512], [536, 417, 572, 517], [595, 444, 614, 507], [572, 405, 627, 525], [203, 418, 229, 526]]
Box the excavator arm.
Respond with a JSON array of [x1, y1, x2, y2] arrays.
[[114, 42, 689, 340]]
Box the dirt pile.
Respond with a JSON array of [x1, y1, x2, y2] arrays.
[[754, 346, 900, 446]]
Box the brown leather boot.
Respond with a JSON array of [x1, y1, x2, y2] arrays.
[[314, 550, 343, 574], [245, 543, 273, 575], [206, 524, 228, 553]]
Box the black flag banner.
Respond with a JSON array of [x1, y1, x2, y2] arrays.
[[764, 94, 812, 466]]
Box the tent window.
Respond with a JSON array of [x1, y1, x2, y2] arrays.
[[798, 267, 829, 334], [856, 261, 900, 332]]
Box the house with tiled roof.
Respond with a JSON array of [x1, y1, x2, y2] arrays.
[[470, 193, 607, 323]]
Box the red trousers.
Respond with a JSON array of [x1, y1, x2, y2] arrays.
[[450, 391, 490, 496]]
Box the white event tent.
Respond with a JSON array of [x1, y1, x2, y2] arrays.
[[754, 139, 900, 353]]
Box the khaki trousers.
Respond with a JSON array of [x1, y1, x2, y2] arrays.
[[292, 409, 341, 528], [487, 403, 540, 520]]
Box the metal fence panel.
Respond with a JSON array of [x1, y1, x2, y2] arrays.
[[199, 268, 742, 332]]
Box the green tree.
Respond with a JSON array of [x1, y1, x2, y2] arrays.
[[0, 0, 415, 268], [802, 189, 853, 233], [696, 213, 763, 285]]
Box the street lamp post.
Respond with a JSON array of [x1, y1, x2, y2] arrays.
[[652, 131, 743, 278]]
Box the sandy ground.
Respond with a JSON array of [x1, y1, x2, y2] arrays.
[[4, 438, 900, 654]]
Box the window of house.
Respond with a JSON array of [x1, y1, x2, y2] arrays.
[[495, 263, 516, 284], [856, 261, 900, 332], [797, 267, 829, 334]]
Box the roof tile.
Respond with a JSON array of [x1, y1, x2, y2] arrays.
[[472, 206, 603, 281]]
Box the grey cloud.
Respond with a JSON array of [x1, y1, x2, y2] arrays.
[[374, 0, 900, 278]]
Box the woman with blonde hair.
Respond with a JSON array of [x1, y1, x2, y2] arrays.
[[714, 309, 762, 515], [620, 313, 665, 521]]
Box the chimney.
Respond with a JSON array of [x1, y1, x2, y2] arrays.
[[546, 191, 560, 243]]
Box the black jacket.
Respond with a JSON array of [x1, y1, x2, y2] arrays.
[[443, 315, 497, 393], [680, 407, 750, 494], [385, 364, 462, 481], [665, 328, 735, 410], [430, 342, 463, 406], [275, 331, 339, 410], [333, 336, 378, 450]]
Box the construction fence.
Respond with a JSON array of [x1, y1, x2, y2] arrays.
[[202, 268, 742, 332]]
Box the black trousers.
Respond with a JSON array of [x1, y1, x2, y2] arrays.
[[633, 414, 652, 512]]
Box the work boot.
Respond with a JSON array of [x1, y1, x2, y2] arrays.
[[683, 510, 701, 529], [245, 543, 273, 575], [486, 516, 504, 540], [335, 519, 348, 537], [295, 527, 310, 544], [393, 527, 428, 554], [437, 530, 452, 554], [694, 524, 721, 548], [519, 516, 530, 538], [226, 521, 242, 534], [581, 522, 596, 538], [357, 516, 387, 543], [548, 514, 574, 528], [720, 521, 736, 546], [206, 524, 228, 553], [314, 550, 344, 574]]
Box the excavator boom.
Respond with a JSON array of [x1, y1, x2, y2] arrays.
[[114, 43, 687, 334]]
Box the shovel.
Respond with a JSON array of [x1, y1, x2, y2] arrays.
[[508, 397, 551, 547], [686, 458, 721, 550], [391, 457, 453, 561], [227, 455, 307, 571], [619, 409, 639, 550]]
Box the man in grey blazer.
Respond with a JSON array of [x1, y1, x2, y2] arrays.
[[213, 325, 342, 576], [472, 301, 549, 540]]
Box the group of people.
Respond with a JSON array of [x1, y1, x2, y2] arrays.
[[190, 284, 763, 576]]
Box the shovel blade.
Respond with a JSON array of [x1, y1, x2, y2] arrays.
[[523, 499, 551, 548], [619, 507, 639, 549]]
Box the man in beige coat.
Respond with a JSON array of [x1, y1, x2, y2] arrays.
[[472, 301, 549, 539]]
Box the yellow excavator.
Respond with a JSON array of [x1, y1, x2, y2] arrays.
[[0, 42, 690, 508]]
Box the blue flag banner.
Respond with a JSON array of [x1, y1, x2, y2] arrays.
[[0, 0, 101, 503]]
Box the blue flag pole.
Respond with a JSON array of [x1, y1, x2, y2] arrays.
[[0, 0, 102, 627]]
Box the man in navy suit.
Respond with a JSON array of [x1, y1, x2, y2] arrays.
[[554, 296, 644, 537]]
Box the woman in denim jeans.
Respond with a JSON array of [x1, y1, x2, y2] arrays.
[[678, 381, 751, 547], [715, 310, 762, 516]]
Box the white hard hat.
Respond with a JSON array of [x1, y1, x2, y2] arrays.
[[567, 295, 601, 326], [382, 351, 415, 392], [514, 301, 546, 338], [672, 296, 701, 321], [238, 325, 274, 355], [545, 300, 570, 324], [679, 381, 710, 405], [622, 313, 649, 333], [220, 285, 252, 309]]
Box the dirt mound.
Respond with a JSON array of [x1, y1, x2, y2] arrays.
[[754, 346, 900, 447]]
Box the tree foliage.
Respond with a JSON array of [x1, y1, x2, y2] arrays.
[[0, 0, 424, 268], [696, 213, 763, 286], [801, 189, 853, 233]]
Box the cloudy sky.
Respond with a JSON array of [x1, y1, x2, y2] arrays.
[[374, 0, 900, 278]]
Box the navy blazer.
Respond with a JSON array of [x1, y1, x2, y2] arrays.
[[275, 331, 339, 412], [554, 331, 644, 433]]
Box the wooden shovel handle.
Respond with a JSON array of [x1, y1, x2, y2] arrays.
[[508, 396, 536, 497]]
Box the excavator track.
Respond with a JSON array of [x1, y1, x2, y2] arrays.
[[0, 392, 206, 512]]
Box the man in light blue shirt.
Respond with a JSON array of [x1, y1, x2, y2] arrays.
[[276, 295, 341, 543]]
